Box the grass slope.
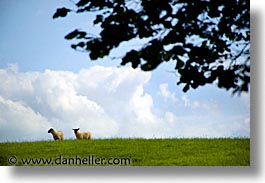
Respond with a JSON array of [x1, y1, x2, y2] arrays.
[[0, 138, 250, 166]]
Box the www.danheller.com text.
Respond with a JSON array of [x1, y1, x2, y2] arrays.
[[8, 155, 131, 166]]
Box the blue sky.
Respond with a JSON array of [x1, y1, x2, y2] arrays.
[[0, 0, 250, 141]]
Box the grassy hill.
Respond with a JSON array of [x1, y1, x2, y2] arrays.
[[0, 138, 250, 166]]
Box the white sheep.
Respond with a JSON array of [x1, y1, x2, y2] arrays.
[[72, 128, 92, 140], [48, 128, 64, 141]]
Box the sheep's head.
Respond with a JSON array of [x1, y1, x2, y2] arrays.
[[48, 128, 54, 133], [72, 128, 80, 134]]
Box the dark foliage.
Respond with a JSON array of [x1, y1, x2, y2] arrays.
[[53, 0, 250, 94]]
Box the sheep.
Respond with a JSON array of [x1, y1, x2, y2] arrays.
[[48, 128, 64, 141], [72, 128, 92, 140]]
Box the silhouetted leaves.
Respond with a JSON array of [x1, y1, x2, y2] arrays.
[[121, 50, 140, 69], [53, 7, 71, 19], [54, 0, 250, 94], [65, 29, 87, 40], [76, 0, 90, 7]]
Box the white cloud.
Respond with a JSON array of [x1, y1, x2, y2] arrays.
[[0, 65, 155, 141], [159, 83, 217, 113], [130, 86, 155, 124], [159, 83, 178, 103], [0, 64, 250, 142], [0, 96, 51, 141], [181, 95, 200, 109]]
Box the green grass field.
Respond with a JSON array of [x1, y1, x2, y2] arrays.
[[0, 138, 250, 166]]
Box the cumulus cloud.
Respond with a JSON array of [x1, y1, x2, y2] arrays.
[[0, 96, 51, 141], [0, 64, 250, 142], [0, 64, 158, 141]]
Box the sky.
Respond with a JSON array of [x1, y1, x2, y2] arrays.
[[0, 0, 250, 142]]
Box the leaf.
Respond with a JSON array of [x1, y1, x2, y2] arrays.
[[76, 0, 90, 7], [183, 84, 190, 92], [65, 30, 79, 40], [78, 42, 85, 47], [141, 63, 152, 71], [121, 50, 140, 68], [64, 30, 87, 40], [94, 15, 104, 24], [53, 8, 71, 19], [163, 53, 171, 61], [175, 58, 184, 69], [71, 42, 85, 49], [71, 44, 77, 49]]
